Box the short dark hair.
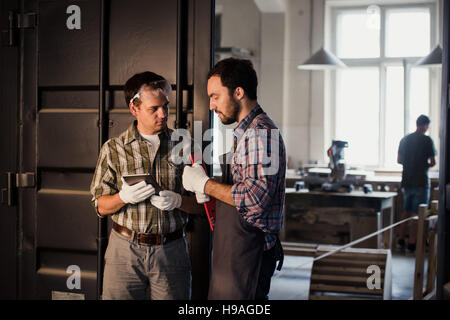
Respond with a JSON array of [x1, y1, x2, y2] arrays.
[[124, 71, 166, 106], [416, 114, 430, 126], [207, 58, 258, 100]]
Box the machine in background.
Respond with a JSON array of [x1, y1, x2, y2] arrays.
[[304, 140, 356, 193]]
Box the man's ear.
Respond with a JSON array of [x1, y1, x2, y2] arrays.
[[234, 87, 245, 101], [129, 102, 138, 116]]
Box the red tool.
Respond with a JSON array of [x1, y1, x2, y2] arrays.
[[190, 153, 216, 231]]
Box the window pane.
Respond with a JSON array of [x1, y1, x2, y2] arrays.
[[336, 10, 380, 58], [385, 66, 404, 168], [408, 68, 430, 133], [386, 8, 430, 57], [336, 68, 380, 166]]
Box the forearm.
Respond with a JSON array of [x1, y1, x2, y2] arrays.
[[179, 195, 205, 214], [97, 194, 126, 216], [204, 179, 235, 207], [428, 157, 436, 168]]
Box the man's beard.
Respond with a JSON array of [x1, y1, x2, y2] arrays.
[[220, 97, 240, 125]]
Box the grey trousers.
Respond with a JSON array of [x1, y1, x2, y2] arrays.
[[102, 228, 192, 300]]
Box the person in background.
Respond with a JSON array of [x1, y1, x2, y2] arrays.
[[397, 114, 437, 252]]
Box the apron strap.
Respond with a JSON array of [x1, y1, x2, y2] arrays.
[[274, 235, 284, 271]]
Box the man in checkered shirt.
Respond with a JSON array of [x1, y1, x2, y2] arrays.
[[183, 58, 286, 300], [90, 71, 205, 300]]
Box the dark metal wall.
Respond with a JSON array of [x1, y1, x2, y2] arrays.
[[437, 0, 450, 300], [0, 0, 19, 300], [0, 0, 213, 300]]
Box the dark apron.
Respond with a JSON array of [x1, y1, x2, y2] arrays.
[[208, 109, 267, 300]]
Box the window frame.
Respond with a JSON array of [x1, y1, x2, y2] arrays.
[[329, 2, 437, 169]]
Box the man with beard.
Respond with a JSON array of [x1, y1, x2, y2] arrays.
[[182, 58, 286, 300]]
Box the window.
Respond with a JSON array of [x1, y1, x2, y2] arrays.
[[331, 3, 437, 169], [335, 67, 380, 166]]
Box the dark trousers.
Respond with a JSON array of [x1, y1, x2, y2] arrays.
[[255, 246, 277, 300]]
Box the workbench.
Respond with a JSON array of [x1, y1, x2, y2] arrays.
[[283, 188, 397, 249]]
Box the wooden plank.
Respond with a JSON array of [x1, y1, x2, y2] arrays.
[[282, 242, 318, 256], [413, 204, 427, 300], [431, 200, 438, 211], [382, 205, 394, 249], [423, 289, 436, 300], [310, 274, 382, 287], [349, 214, 378, 248], [289, 207, 358, 225], [312, 265, 385, 277], [315, 251, 387, 262], [314, 258, 386, 268], [281, 241, 318, 249], [286, 230, 348, 245], [316, 245, 390, 255], [282, 247, 317, 257], [442, 282, 450, 300], [383, 250, 392, 300], [285, 221, 350, 233], [431, 188, 439, 201], [309, 294, 382, 301], [310, 283, 383, 296], [425, 231, 438, 295]]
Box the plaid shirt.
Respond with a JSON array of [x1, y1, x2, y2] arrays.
[[231, 105, 286, 250], [90, 121, 188, 234]]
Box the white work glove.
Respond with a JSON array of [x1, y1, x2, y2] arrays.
[[150, 190, 182, 211], [119, 177, 155, 204], [182, 163, 210, 194], [195, 192, 210, 204]]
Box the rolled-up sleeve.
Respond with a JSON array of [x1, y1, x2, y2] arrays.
[[90, 143, 119, 217], [231, 128, 278, 228]]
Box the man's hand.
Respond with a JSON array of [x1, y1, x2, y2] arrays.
[[150, 190, 182, 211], [119, 177, 155, 204], [195, 192, 210, 204], [182, 163, 210, 193]]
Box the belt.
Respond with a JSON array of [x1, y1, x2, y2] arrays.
[[112, 222, 184, 246]]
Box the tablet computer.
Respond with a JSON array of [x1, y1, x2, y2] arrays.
[[122, 174, 162, 194]]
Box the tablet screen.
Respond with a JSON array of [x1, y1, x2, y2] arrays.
[[122, 174, 162, 194]]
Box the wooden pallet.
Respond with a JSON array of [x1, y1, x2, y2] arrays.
[[308, 246, 392, 300]]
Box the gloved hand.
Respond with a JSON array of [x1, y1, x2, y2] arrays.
[[182, 163, 210, 193], [119, 177, 155, 204], [150, 190, 182, 211], [195, 192, 210, 204]]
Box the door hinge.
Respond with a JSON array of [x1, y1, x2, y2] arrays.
[[1, 172, 14, 207], [17, 12, 37, 29], [97, 119, 114, 128], [1, 11, 37, 47], [1, 172, 35, 207], [15, 172, 35, 188]]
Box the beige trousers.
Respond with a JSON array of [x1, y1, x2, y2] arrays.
[[102, 228, 191, 300]]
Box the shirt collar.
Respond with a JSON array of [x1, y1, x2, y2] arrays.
[[125, 120, 170, 145], [233, 105, 263, 139]]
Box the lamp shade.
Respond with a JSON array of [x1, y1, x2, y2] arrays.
[[297, 47, 347, 70], [415, 44, 442, 67]]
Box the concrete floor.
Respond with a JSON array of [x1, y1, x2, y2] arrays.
[[268, 248, 426, 300]]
